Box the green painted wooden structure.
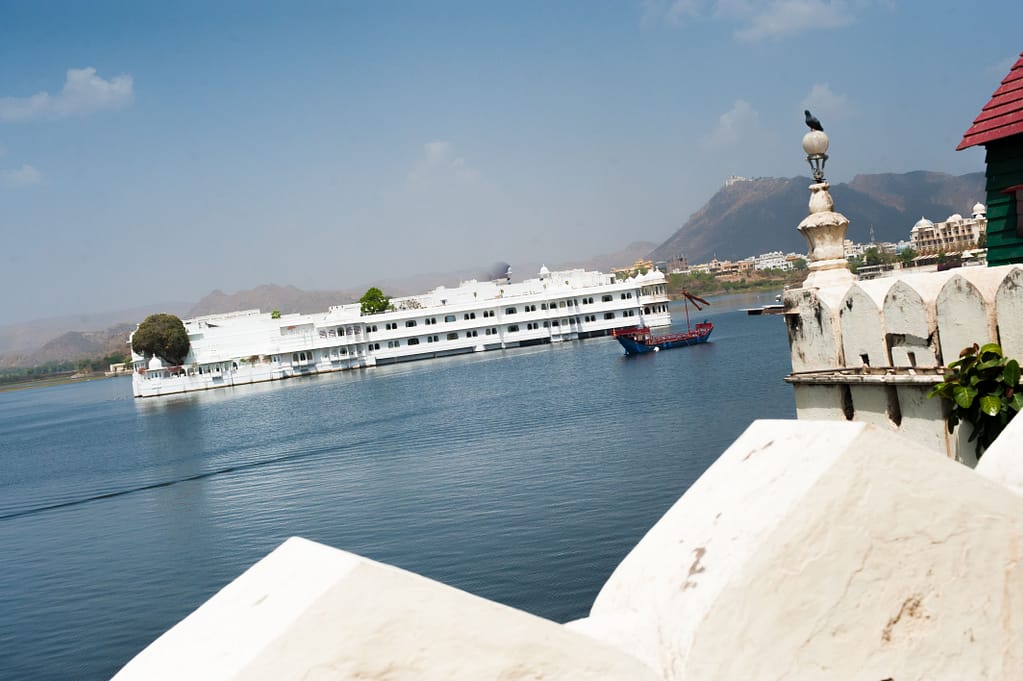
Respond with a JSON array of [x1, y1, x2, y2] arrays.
[[958, 51, 1023, 267], [981, 139, 1023, 266]]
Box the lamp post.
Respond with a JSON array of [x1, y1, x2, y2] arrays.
[[797, 128, 854, 288]]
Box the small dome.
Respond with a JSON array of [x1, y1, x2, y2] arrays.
[[973, 202, 986, 216], [947, 213, 963, 223], [538, 265, 551, 277], [148, 356, 164, 370], [912, 217, 933, 232]]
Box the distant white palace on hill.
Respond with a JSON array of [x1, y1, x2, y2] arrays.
[[130, 267, 672, 398]]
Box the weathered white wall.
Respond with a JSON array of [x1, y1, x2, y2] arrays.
[[786, 265, 1023, 459], [682, 421, 1023, 680], [996, 267, 1023, 361], [113, 537, 659, 681], [572, 420, 1023, 680]]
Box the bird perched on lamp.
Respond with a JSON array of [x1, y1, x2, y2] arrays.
[[804, 110, 824, 132]]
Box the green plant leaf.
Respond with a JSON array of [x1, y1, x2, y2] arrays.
[[953, 385, 978, 408], [980, 342, 1003, 356], [1004, 359, 1021, 387], [1010, 393, 1023, 413], [976, 359, 1005, 372], [980, 395, 1001, 416]]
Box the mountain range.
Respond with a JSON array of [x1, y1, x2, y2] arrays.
[[1, 171, 986, 368], [652, 171, 985, 264]]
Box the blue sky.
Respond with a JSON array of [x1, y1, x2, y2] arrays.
[[0, 1, 1019, 323]]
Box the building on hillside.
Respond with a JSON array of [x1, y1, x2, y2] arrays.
[[666, 253, 689, 273], [755, 251, 790, 271], [611, 259, 655, 277], [957, 50, 1023, 266], [909, 204, 987, 255]]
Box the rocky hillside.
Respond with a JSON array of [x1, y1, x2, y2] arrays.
[[651, 171, 985, 264], [188, 284, 360, 318], [0, 324, 134, 369]]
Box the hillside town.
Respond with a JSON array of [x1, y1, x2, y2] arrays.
[[613, 199, 988, 282]]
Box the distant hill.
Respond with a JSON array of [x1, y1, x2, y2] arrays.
[[650, 171, 985, 264], [188, 284, 360, 318], [0, 324, 135, 369]]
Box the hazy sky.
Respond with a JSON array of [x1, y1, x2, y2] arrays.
[[1, 1, 1018, 323]]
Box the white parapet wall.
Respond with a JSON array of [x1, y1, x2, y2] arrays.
[[113, 537, 659, 681], [570, 419, 1023, 679], [783, 264, 1023, 461], [115, 419, 1023, 680]]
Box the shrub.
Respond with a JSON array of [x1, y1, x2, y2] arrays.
[[132, 313, 190, 366], [928, 343, 1023, 458]]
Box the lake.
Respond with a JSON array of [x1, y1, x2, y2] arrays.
[[0, 292, 794, 680]]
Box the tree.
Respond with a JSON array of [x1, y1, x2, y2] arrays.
[[899, 247, 917, 267], [359, 287, 391, 315], [132, 313, 190, 366], [792, 258, 807, 271]]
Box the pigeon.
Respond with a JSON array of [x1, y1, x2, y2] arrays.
[[804, 109, 823, 132]]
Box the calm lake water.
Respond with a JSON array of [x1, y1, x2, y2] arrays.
[[0, 292, 795, 680]]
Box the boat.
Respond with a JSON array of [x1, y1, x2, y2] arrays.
[[613, 290, 713, 355]]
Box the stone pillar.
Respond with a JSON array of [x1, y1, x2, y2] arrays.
[[797, 130, 855, 289]]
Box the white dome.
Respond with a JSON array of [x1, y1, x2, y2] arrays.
[[538, 265, 550, 277], [148, 356, 164, 370], [911, 217, 933, 232], [947, 213, 963, 223], [973, 202, 986, 216]]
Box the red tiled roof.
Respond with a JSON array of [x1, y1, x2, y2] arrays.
[[957, 52, 1023, 150]]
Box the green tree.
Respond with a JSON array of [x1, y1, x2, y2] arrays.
[[132, 313, 191, 365], [359, 287, 391, 315], [792, 258, 807, 271], [899, 247, 917, 267]]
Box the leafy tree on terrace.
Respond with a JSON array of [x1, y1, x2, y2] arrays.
[[359, 287, 391, 315], [132, 313, 190, 366], [899, 247, 918, 267]]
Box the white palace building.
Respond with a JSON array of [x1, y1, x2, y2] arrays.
[[130, 267, 672, 398]]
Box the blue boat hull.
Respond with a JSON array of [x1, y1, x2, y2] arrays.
[[614, 323, 713, 356]]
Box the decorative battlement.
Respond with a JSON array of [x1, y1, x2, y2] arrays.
[[783, 264, 1023, 461]]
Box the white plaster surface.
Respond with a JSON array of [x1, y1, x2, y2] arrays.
[[839, 283, 886, 368], [883, 279, 939, 367], [936, 274, 993, 362], [784, 288, 844, 372], [571, 420, 880, 677], [976, 410, 1023, 496], [113, 537, 658, 681], [996, 266, 1023, 361], [792, 384, 845, 420], [572, 419, 1023, 680]]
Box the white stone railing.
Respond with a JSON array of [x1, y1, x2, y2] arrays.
[[782, 264, 1023, 461]]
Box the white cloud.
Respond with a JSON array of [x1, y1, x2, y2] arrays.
[[409, 140, 480, 186], [732, 0, 855, 41], [0, 164, 42, 187], [704, 99, 759, 148], [642, 0, 705, 25], [800, 83, 851, 122], [0, 67, 134, 122], [645, 0, 860, 40]]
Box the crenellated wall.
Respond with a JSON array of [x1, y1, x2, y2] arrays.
[[784, 264, 1023, 462]]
